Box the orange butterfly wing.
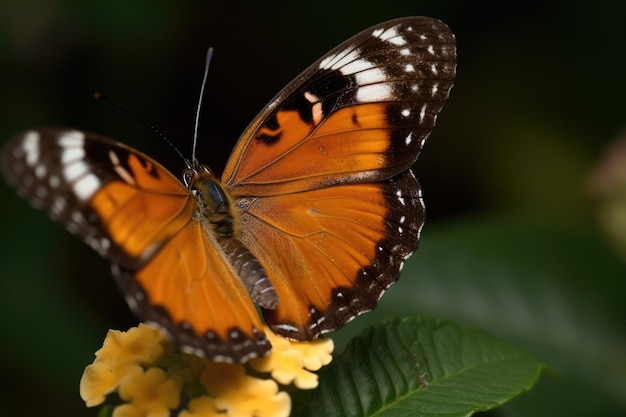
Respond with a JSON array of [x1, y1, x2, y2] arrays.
[[223, 17, 456, 339], [114, 219, 269, 362], [238, 171, 423, 339], [224, 17, 456, 196], [1, 128, 269, 362]]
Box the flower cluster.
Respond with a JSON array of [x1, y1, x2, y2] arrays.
[[80, 324, 333, 417]]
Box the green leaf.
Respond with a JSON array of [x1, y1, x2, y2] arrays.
[[328, 214, 626, 416], [295, 317, 545, 417]]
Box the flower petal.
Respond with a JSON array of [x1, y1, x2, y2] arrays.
[[95, 324, 169, 367], [249, 328, 334, 389], [117, 366, 181, 417], [80, 361, 125, 407], [179, 396, 222, 417], [201, 362, 290, 417]]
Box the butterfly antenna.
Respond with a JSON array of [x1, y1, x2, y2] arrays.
[[191, 47, 214, 166], [93, 92, 193, 169]]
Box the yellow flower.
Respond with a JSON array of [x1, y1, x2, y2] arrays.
[[249, 329, 334, 389], [80, 324, 333, 417], [95, 323, 169, 365], [80, 361, 124, 407], [200, 362, 291, 417], [114, 366, 181, 417], [179, 396, 222, 417], [80, 323, 173, 407]]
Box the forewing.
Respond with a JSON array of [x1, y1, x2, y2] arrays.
[[222, 17, 456, 196], [1, 128, 191, 268], [1, 128, 270, 362]]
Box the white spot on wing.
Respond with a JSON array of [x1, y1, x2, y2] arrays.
[[303, 91, 319, 103], [36, 186, 47, 199], [375, 26, 406, 46], [396, 189, 406, 205], [124, 293, 139, 313], [356, 83, 392, 102], [71, 211, 83, 223], [49, 175, 60, 188], [355, 67, 387, 85], [107, 150, 136, 185], [51, 197, 66, 215], [304, 91, 324, 125], [34, 164, 46, 178], [340, 56, 373, 74], [319, 54, 336, 70], [22, 131, 40, 166], [100, 237, 110, 252], [272, 323, 299, 333], [419, 104, 427, 123], [108, 150, 120, 165], [63, 161, 89, 182], [73, 172, 100, 201], [329, 49, 361, 71], [61, 147, 85, 163], [388, 36, 406, 46], [58, 131, 85, 147]]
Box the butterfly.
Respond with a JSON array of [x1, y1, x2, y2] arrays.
[[1, 17, 456, 363]]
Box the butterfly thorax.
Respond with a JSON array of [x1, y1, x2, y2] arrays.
[[183, 164, 239, 239], [182, 163, 279, 310]]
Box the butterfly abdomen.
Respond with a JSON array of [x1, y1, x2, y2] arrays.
[[220, 238, 279, 310]]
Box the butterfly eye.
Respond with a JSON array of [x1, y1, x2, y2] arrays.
[[183, 164, 215, 188]]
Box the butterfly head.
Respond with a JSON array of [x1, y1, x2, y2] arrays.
[[183, 163, 240, 239], [182, 163, 214, 188]]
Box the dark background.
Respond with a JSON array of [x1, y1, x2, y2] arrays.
[[1, 1, 625, 416]]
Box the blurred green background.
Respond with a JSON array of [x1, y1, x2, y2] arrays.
[[1, 1, 625, 416]]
